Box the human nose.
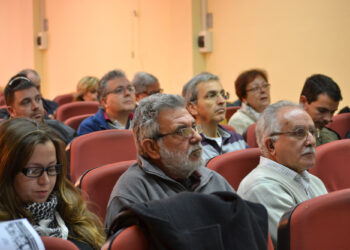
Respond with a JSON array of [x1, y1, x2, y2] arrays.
[[32, 100, 39, 110], [323, 112, 333, 124], [37, 171, 50, 185], [305, 130, 316, 146], [190, 129, 202, 143]]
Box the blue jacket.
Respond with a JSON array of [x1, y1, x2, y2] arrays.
[[77, 108, 132, 136], [77, 108, 109, 136]]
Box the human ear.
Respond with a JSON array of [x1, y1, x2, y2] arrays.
[[187, 102, 198, 116], [264, 138, 276, 155], [299, 95, 308, 107], [142, 138, 160, 160], [7, 106, 15, 117]]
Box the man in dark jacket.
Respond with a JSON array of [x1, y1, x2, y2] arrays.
[[77, 69, 135, 136], [4, 74, 75, 145]]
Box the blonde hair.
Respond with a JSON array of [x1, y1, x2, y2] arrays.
[[0, 118, 105, 249], [74, 76, 99, 101]]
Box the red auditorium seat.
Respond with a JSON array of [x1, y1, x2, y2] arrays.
[[278, 189, 350, 250], [76, 160, 136, 221], [207, 148, 261, 190]]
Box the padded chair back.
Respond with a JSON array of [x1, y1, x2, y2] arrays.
[[246, 123, 258, 148], [76, 160, 136, 221], [41, 236, 79, 250], [326, 113, 350, 138], [64, 113, 92, 130], [55, 101, 99, 122], [278, 189, 350, 250], [309, 139, 350, 192], [225, 106, 240, 121], [70, 129, 137, 183], [53, 93, 74, 106], [101, 225, 149, 250], [206, 148, 261, 190]]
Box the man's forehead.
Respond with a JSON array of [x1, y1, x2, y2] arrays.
[[313, 93, 339, 110], [279, 107, 312, 126], [198, 80, 222, 90], [14, 87, 40, 101], [107, 77, 129, 88], [158, 108, 194, 127]]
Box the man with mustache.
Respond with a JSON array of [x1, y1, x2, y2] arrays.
[[77, 69, 136, 135], [4, 74, 76, 145], [237, 101, 328, 247], [105, 94, 235, 229], [299, 74, 342, 146], [182, 72, 248, 163]]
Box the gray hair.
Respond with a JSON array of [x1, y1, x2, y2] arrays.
[[131, 72, 158, 94], [182, 72, 219, 104], [97, 69, 126, 102], [132, 93, 186, 156], [256, 100, 302, 155]]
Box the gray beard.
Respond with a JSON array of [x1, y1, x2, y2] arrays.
[[158, 141, 203, 179]]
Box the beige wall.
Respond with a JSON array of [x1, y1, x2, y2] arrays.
[[207, 0, 350, 108], [0, 0, 34, 88], [1, 0, 349, 108], [42, 0, 193, 98]]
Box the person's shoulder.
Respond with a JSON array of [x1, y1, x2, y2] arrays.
[[322, 126, 340, 139], [46, 119, 74, 131]]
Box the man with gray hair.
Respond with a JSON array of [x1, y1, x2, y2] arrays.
[[131, 72, 162, 102], [237, 100, 327, 247], [77, 69, 136, 135], [182, 72, 248, 163], [105, 93, 235, 229]]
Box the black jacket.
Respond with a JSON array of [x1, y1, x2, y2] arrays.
[[110, 191, 268, 250]]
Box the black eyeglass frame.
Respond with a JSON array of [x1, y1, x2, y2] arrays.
[[21, 164, 62, 178]]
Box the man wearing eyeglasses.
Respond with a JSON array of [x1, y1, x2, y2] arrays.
[[299, 74, 342, 146], [182, 72, 248, 163], [4, 74, 76, 145], [77, 69, 136, 136], [131, 72, 163, 102], [105, 94, 235, 229], [237, 100, 327, 247]]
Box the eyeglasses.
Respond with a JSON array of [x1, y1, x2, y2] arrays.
[[153, 125, 199, 140], [8, 76, 31, 89], [270, 127, 316, 140], [201, 90, 230, 101], [146, 88, 163, 96], [246, 83, 270, 93], [21, 164, 62, 178], [105, 85, 135, 96]]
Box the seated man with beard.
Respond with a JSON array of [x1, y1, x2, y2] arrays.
[[105, 94, 235, 229]]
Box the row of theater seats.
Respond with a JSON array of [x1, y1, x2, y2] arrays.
[[38, 187, 350, 250], [67, 129, 349, 249], [102, 185, 350, 250], [50, 94, 350, 144], [70, 130, 350, 223]]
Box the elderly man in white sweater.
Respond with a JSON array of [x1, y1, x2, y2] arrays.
[[237, 100, 327, 247]]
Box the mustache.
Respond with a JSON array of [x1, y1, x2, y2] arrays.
[[301, 147, 316, 155], [187, 143, 202, 157]]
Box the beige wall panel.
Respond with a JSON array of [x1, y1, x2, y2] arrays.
[[0, 0, 34, 88], [207, 0, 350, 108]]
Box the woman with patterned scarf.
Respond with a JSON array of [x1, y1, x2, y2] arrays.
[[0, 118, 105, 249], [228, 69, 271, 135]]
